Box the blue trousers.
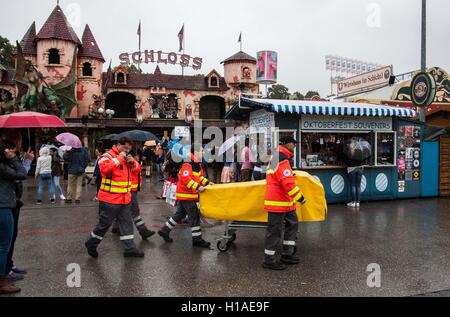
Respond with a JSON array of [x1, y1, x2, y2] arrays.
[[348, 168, 363, 203], [0, 208, 14, 277], [37, 173, 55, 201]]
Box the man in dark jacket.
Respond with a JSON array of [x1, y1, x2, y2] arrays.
[[64, 147, 89, 203]]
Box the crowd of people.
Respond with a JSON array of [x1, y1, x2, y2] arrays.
[[0, 126, 331, 295]]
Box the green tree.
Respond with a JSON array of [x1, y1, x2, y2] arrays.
[[0, 35, 15, 68], [123, 64, 142, 74], [305, 90, 320, 99], [267, 84, 290, 99], [291, 91, 305, 100]]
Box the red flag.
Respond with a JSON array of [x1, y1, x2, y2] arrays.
[[178, 24, 184, 52]]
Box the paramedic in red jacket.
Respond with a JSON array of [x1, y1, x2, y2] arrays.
[[263, 136, 306, 270], [111, 151, 155, 240], [85, 137, 144, 258], [158, 144, 212, 248]]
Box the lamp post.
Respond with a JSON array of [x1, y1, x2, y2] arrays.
[[419, 0, 427, 123]]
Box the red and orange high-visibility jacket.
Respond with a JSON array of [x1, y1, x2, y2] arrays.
[[98, 146, 136, 205], [264, 146, 305, 212], [176, 160, 209, 201], [130, 161, 142, 192]]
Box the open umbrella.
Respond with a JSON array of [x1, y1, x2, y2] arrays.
[[99, 134, 118, 141], [0, 111, 66, 144], [0, 111, 66, 128], [344, 137, 372, 162], [116, 130, 160, 142], [56, 132, 82, 149]]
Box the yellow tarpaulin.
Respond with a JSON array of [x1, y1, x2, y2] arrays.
[[199, 171, 327, 223]]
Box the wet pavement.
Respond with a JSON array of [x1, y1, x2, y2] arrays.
[[4, 177, 450, 297]]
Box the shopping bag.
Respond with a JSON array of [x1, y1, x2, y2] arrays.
[[165, 183, 177, 207], [161, 180, 171, 199]]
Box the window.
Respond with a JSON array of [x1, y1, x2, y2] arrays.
[[300, 132, 372, 168], [48, 48, 60, 65], [116, 72, 125, 84], [82, 62, 93, 77], [210, 76, 218, 87], [375, 132, 396, 166]]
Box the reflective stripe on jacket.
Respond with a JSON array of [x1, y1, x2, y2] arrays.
[[97, 146, 135, 205], [264, 146, 304, 213], [176, 162, 209, 201], [130, 162, 142, 192]]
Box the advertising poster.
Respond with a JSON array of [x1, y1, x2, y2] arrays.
[[256, 51, 278, 84], [397, 125, 421, 186]]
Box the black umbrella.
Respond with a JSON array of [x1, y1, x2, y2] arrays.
[[344, 137, 372, 161], [99, 134, 118, 141], [116, 130, 160, 142]]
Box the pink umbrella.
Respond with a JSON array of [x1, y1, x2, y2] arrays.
[[56, 132, 82, 149], [0, 111, 66, 128]]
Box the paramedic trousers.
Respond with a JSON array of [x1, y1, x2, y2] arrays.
[[87, 202, 136, 251], [264, 211, 298, 263], [162, 200, 203, 241], [112, 192, 148, 235]]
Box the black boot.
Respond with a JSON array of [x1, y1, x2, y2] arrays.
[[280, 254, 300, 265], [158, 229, 173, 243], [193, 238, 211, 248], [140, 228, 156, 240], [85, 241, 98, 258], [124, 249, 145, 258], [262, 261, 287, 270]]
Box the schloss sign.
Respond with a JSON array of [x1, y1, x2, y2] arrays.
[[120, 50, 203, 70]]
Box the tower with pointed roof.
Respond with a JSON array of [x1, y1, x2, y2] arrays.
[[35, 4, 81, 86], [76, 24, 105, 117], [16, 22, 38, 65], [221, 51, 259, 94]]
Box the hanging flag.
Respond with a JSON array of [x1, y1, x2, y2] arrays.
[[178, 24, 185, 52], [137, 20, 142, 51], [238, 32, 242, 43]]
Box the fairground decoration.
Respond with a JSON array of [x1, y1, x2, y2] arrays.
[[410, 72, 436, 107], [1, 42, 77, 119], [119, 50, 203, 70]]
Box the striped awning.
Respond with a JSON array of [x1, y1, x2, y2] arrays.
[[241, 98, 417, 117]]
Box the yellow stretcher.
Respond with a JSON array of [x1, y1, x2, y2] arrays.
[[199, 171, 327, 252]]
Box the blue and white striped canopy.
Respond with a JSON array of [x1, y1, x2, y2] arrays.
[[241, 98, 417, 117]]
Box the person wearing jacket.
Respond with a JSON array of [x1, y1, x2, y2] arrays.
[[157, 144, 212, 248], [64, 147, 89, 203], [2, 131, 34, 283], [85, 137, 144, 258], [35, 147, 55, 204], [263, 136, 306, 270], [0, 139, 27, 294], [111, 152, 155, 240], [50, 148, 65, 201]]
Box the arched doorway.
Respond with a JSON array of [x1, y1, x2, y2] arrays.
[[106, 92, 137, 119], [199, 96, 225, 119]]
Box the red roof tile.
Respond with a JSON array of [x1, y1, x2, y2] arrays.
[[221, 51, 256, 64], [19, 22, 37, 55], [36, 5, 81, 45], [103, 71, 229, 92], [78, 25, 105, 62]]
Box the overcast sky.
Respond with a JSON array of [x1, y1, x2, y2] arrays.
[[1, 0, 449, 96]]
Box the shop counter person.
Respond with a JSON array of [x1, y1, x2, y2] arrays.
[[158, 144, 213, 248], [263, 136, 306, 270], [85, 137, 144, 258]]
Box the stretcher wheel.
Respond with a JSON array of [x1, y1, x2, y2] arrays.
[[217, 240, 230, 252], [229, 232, 237, 243]]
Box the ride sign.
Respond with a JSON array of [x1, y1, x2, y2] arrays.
[[120, 49, 203, 70]]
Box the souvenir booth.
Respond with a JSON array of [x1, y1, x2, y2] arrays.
[[226, 97, 420, 203]]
